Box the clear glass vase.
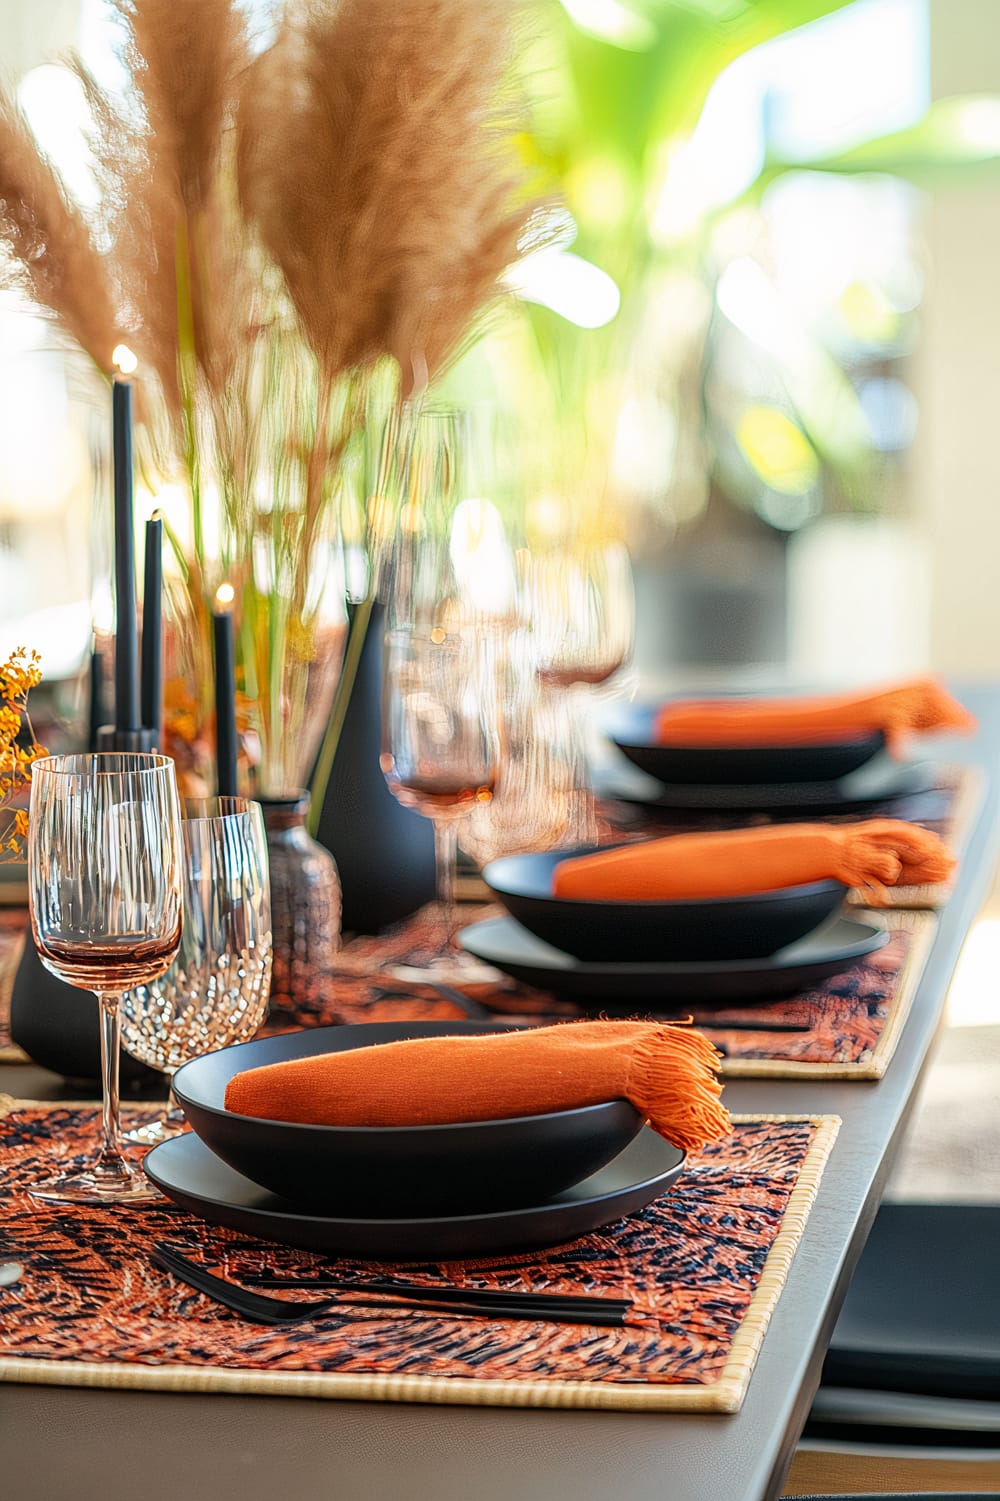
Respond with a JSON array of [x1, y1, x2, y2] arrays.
[[261, 794, 342, 1022]]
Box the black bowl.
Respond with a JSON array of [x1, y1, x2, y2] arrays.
[[606, 703, 885, 786], [172, 1021, 644, 1216], [482, 849, 847, 963]]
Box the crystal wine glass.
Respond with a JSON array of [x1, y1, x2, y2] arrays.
[[524, 540, 635, 847], [120, 796, 272, 1146], [381, 623, 501, 977], [27, 752, 183, 1204], [379, 406, 503, 977]]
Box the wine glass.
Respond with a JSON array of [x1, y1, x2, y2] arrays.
[[27, 752, 183, 1205], [381, 622, 501, 977], [379, 406, 504, 977], [120, 796, 272, 1147], [524, 540, 635, 847], [459, 623, 577, 865]]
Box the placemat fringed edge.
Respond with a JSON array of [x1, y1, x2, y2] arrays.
[[0, 1110, 840, 1413], [720, 909, 937, 1080]]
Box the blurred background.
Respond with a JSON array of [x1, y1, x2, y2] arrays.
[[4, 0, 1000, 712]]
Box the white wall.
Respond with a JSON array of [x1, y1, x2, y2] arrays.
[[910, 0, 1000, 677]]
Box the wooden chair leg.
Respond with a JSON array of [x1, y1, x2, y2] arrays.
[[782, 1444, 1000, 1496]]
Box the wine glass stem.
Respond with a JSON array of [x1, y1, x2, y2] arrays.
[[96, 992, 129, 1171], [567, 683, 598, 847], [432, 816, 460, 951]]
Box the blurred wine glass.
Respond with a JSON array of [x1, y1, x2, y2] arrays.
[[379, 406, 505, 978], [27, 752, 183, 1205], [120, 796, 272, 1146], [459, 623, 577, 866], [523, 540, 635, 846]]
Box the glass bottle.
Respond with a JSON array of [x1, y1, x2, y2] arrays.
[[260, 794, 341, 1024]]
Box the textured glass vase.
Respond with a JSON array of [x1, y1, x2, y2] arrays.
[[261, 794, 342, 1022]]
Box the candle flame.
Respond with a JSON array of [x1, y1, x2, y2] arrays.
[[112, 343, 138, 376], [215, 582, 236, 610]]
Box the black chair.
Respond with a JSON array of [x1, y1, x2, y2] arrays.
[[782, 1203, 1000, 1497]]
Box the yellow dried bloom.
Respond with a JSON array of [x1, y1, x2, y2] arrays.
[[0, 647, 45, 862]]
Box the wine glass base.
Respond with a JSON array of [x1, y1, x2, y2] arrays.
[[122, 1114, 186, 1148], [388, 954, 503, 986], [27, 1160, 163, 1207]]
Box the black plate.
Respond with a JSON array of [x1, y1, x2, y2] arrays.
[[171, 1022, 644, 1215], [606, 703, 886, 786], [459, 915, 889, 1006], [483, 849, 846, 962], [143, 1127, 685, 1260], [599, 754, 936, 815]]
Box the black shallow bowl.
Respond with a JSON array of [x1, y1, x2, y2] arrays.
[[606, 703, 885, 786], [482, 850, 847, 963], [172, 1021, 644, 1217]]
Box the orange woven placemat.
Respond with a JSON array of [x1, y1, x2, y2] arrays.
[[0, 1101, 838, 1412], [265, 905, 933, 1081]]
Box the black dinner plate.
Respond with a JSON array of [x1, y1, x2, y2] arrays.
[[606, 703, 886, 786], [598, 754, 936, 814], [143, 1127, 685, 1260], [172, 1022, 644, 1215], [459, 914, 889, 1006], [482, 849, 846, 962]]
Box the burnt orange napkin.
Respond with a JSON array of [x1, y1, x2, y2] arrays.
[[552, 820, 955, 904], [653, 675, 975, 757], [224, 1019, 731, 1154]]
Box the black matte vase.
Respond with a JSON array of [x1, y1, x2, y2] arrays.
[[315, 601, 436, 934]]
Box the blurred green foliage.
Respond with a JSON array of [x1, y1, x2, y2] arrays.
[[469, 0, 1000, 541]]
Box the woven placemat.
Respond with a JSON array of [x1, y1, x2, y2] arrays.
[[0, 1102, 838, 1413], [268, 907, 934, 1081]]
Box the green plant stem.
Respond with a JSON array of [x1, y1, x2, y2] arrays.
[[157, 513, 191, 585], [306, 593, 374, 836]]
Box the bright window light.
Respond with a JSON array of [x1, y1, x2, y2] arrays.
[[652, 0, 928, 237], [505, 249, 621, 329], [559, 0, 656, 50], [18, 65, 100, 210]]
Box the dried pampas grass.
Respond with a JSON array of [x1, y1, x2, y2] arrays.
[[108, 0, 254, 414], [0, 94, 118, 370], [238, 0, 542, 396]]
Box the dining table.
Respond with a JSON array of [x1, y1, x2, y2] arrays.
[[2, 681, 999, 1501]]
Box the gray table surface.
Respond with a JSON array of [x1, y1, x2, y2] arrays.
[[3, 686, 999, 1501]]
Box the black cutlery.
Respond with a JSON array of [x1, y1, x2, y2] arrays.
[[688, 1017, 813, 1033], [152, 1243, 630, 1328], [244, 1270, 632, 1313]]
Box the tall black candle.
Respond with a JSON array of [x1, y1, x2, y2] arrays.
[[87, 644, 104, 753], [213, 587, 238, 797], [112, 346, 139, 733], [141, 512, 163, 743]]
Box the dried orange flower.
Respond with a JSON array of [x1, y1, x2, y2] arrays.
[[0, 647, 45, 861]]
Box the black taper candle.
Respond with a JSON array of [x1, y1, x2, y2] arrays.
[[87, 645, 104, 753], [213, 602, 239, 797], [112, 373, 140, 733], [141, 513, 163, 743]]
